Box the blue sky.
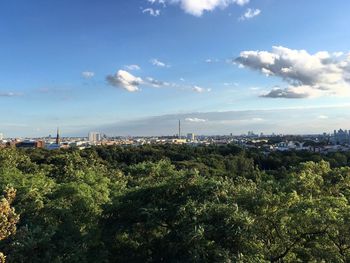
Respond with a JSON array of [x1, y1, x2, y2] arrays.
[[1, 0, 350, 137]]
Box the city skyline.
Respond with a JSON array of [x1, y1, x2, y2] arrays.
[[3, 105, 350, 138], [1, 1, 350, 137]]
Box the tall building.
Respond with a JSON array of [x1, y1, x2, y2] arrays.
[[88, 132, 101, 142], [0, 133, 3, 140], [187, 133, 195, 141], [333, 129, 350, 145]]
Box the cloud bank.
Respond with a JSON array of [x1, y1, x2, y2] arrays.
[[185, 117, 207, 122], [94, 105, 350, 136], [235, 46, 350, 98]]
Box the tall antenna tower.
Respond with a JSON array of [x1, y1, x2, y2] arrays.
[[178, 120, 181, 139]]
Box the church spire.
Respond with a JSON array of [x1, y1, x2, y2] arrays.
[[56, 127, 60, 145]]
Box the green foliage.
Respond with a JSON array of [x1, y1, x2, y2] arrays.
[[102, 168, 256, 262], [0, 187, 19, 262], [1, 146, 350, 262]]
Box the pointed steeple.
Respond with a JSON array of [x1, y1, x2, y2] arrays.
[[56, 127, 60, 145]]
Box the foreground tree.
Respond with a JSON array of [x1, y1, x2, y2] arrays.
[[0, 187, 19, 262]]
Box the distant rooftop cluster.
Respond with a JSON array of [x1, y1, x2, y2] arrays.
[[1, 127, 350, 154]]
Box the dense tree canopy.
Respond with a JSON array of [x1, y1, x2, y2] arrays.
[[0, 186, 19, 262], [1, 145, 350, 262]]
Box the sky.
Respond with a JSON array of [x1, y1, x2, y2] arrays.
[[1, 0, 350, 137]]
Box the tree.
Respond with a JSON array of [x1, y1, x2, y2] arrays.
[[0, 187, 19, 262], [101, 162, 261, 262]]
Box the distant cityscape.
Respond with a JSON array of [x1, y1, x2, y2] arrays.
[[2, 122, 350, 154]]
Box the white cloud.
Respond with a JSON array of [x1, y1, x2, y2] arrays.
[[251, 117, 264, 122], [145, 77, 171, 88], [143, 8, 161, 16], [193, 86, 205, 93], [82, 71, 95, 79], [178, 0, 249, 16], [146, 0, 249, 17], [125, 64, 141, 71], [106, 70, 171, 92], [224, 82, 239, 87], [0, 92, 23, 97], [205, 58, 220, 63], [192, 85, 211, 93], [249, 87, 261, 90], [317, 115, 329, 119], [150, 58, 170, 67], [235, 46, 350, 98], [239, 8, 261, 20], [106, 70, 142, 92], [148, 0, 166, 6], [261, 67, 272, 76], [234, 0, 249, 5], [185, 117, 207, 122], [333, 52, 344, 57], [260, 86, 321, 99]]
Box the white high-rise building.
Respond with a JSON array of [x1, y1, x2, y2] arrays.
[[88, 132, 101, 142], [187, 133, 195, 141], [0, 133, 3, 140]]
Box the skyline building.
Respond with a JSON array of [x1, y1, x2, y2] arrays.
[[89, 132, 101, 142], [333, 129, 350, 145], [45, 128, 61, 150], [187, 133, 195, 141]]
